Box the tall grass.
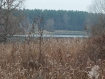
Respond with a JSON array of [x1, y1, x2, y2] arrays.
[[0, 37, 105, 79]]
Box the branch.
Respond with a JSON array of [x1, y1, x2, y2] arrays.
[[0, 2, 6, 9], [0, 1, 21, 20]]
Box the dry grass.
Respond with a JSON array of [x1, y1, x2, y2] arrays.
[[0, 37, 105, 79]]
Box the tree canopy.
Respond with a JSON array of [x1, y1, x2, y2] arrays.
[[22, 9, 89, 31]]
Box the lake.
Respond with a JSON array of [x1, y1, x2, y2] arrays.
[[13, 34, 88, 38], [7, 34, 88, 42]]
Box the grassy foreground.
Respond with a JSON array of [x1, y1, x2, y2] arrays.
[[0, 37, 105, 79]]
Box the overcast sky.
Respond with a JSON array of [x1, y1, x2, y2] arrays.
[[25, 0, 92, 11]]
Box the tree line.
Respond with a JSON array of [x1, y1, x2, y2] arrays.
[[22, 9, 90, 31], [0, 0, 103, 42]]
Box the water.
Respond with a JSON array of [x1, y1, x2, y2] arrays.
[[13, 34, 88, 38], [8, 34, 88, 42]]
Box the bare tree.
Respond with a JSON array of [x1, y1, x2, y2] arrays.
[[87, 0, 105, 36], [0, 0, 25, 42], [44, 18, 55, 32], [20, 16, 31, 34], [89, 0, 105, 13], [63, 13, 69, 30]]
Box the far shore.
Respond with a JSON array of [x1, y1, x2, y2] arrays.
[[24, 30, 88, 35]]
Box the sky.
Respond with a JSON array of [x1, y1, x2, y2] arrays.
[[25, 0, 93, 11]]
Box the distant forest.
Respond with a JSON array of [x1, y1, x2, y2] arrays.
[[21, 9, 97, 31]]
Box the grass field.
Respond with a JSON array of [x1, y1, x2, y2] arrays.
[[0, 37, 105, 79], [42, 30, 87, 35]]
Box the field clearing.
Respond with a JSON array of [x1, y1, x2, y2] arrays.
[[38, 30, 87, 35], [0, 37, 105, 79]]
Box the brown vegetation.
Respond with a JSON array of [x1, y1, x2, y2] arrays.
[[0, 37, 105, 79]]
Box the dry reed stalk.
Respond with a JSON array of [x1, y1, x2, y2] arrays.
[[0, 38, 104, 79]]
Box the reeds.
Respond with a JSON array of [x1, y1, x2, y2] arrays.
[[0, 37, 105, 79]]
